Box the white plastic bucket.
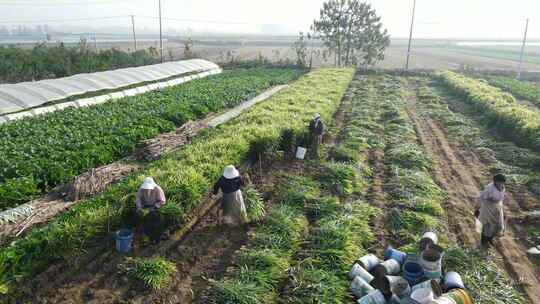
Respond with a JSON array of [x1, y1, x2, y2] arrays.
[[358, 254, 381, 272], [387, 276, 411, 297], [422, 232, 438, 244], [430, 296, 457, 304], [357, 289, 387, 304], [412, 280, 443, 297], [351, 276, 375, 298], [350, 263, 375, 282], [475, 218, 483, 234], [381, 259, 401, 275], [444, 272, 465, 291], [296, 146, 307, 160], [421, 248, 443, 279], [411, 288, 434, 304]]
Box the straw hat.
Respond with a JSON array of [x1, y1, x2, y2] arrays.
[[140, 177, 157, 190], [223, 165, 240, 179]]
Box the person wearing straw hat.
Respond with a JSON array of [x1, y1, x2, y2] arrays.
[[213, 165, 248, 226], [309, 113, 325, 158], [135, 177, 167, 243], [475, 174, 506, 248]]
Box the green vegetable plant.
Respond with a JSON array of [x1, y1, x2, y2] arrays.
[[119, 257, 176, 290], [243, 186, 266, 223], [0, 68, 304, 210]]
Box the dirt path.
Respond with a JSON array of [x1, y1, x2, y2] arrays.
[[366, 149, 389, 252], [25, 198, 248, 304], [406, 98, 540, 304]]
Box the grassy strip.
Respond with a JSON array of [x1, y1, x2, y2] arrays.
[[279, 77, 378, 303], [354, 75, 444, 248], [212, 188, 310, 303], [0, 68, 303, 210], [485, 75, 540, 107], [436, 70, 540, 151], [214, 75, 378, 303], [0, 68, 354, 295]]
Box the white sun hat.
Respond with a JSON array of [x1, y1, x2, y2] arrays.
[[223, 165, 240, 179], [140, 177, 157, 190], [314, 113, 321, 119]]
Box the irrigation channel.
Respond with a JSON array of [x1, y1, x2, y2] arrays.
[[2, 69, 539, 303]]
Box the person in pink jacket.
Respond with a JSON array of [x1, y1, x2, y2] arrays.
[[475, 174, 506, 248], [135, 177, 167, 243]]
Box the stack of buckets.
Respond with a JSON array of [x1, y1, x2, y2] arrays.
[[349, 232, 472, 304]]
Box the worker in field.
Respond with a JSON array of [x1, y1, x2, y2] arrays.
[[309, 113, 325, 158], [136, 177, 167, 244], [475, 174, 506, 248], [213, 165, 248, 226]]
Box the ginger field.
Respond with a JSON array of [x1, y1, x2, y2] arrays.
[[1, 67, 540, 304]]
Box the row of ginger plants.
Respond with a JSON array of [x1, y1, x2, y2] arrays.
[[436, 70, 540, 152], [0, 68, 354, 297], [212, 75, 379, 303], [382, 74, 524, 303]]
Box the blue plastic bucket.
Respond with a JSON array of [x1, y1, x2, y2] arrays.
[[403, 261, 424, 286], [116, 229, 134, 253], [384, 246, 407, 266]]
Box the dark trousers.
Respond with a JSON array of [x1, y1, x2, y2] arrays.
[[481, 234, 494, 247], [130, 208, 164, 242]]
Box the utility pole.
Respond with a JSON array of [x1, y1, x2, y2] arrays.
[[130, 15, 137, 51], [517, 18, 529, 80], [159, 0, 163, 63], [405, 0, 417, 71], [93, 33, 98, 51]]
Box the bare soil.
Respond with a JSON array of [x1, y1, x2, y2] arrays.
[[406, 94, 540, 304]]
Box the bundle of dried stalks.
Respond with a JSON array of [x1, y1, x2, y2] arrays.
[[67, 162, 141, 201], [135, 121, 206, 161]]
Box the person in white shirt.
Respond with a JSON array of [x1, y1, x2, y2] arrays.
[[475, 174, 506, 248]]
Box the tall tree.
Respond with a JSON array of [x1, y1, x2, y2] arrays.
[[312, 0, 390, 67], [292, 31, 309, 68]]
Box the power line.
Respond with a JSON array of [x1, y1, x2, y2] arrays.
[[0, 15, 130, 24], [137, 15, 251, 25], [0, 0, 129, 6]]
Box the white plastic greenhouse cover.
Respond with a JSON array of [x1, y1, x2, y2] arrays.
[[0, 59, 219, 115]]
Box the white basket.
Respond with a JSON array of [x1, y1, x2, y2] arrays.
[[296, 147, 307, 160]]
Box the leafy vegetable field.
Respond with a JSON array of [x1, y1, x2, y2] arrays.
[[0, 68, 353, 297], [0, 68, 303, 210]]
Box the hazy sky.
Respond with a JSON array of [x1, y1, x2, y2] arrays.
[[0, 0, 538, 39]]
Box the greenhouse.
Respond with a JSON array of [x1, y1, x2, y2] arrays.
[[0, 59, 220, 117]]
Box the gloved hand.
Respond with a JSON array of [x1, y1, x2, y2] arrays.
[[474, 209, 480, 218]]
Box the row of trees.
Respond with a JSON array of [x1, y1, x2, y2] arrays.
[[0, 40, 158, 83], [294, 0, 390, 68]]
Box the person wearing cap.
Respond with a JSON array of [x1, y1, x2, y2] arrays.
[[475, 174, 506, 248], [135, 177, 167, 243], [213, 165, 248, 225], [309, 113, 325, 158]]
